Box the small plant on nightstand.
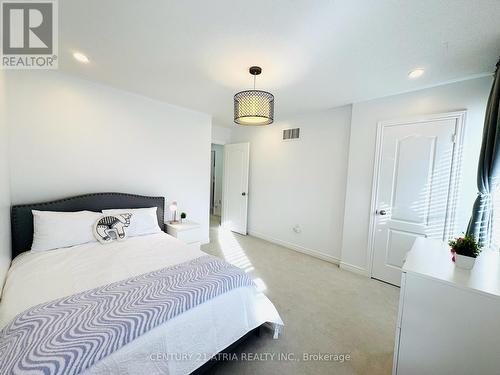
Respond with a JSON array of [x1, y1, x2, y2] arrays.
[[448, 235, 481, 270], [180, 212, 187, 223]]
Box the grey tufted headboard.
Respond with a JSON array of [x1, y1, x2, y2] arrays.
[[11, 192, 165, 259]]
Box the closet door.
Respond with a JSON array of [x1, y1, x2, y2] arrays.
[[370, 113, 463, 286]]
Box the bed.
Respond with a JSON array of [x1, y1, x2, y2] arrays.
[[0, 193, 283, 375]]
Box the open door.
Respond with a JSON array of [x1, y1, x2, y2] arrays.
[[222, 142, 249, 235]]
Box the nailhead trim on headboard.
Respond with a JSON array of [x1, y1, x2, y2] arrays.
[[11, 192, 165, 259]]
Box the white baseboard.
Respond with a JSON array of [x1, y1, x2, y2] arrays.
[[248, 230, 340, 265], [339, 261, 369, 277]]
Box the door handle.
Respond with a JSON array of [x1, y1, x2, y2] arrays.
[[242, 192, 246, 196], [377, 209, 387, 216]]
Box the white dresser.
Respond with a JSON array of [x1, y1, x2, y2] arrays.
[[165, 221, 201, 250], [393, 237, 500, 375]]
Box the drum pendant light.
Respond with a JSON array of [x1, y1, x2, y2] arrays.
[[234, 66, 274, 126]]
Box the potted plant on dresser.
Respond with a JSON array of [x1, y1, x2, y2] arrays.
[[448, 235, 481, 270]]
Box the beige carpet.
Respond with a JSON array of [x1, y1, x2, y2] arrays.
[[201, 217, 399, 374]]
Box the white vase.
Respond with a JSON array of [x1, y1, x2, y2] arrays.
[[455, 254, 476, 270]]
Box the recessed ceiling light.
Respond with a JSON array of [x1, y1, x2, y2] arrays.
[[408, 68, 424, 79], [73, 52, 89, 64]]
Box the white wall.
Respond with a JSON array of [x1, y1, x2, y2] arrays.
[[211, 144, 224, 216], [211, 125, 233, 145], [0, 72, 11, 288], [341, 76, 492, 275], [231, 106, 352, 262], [5, 71, 212, 243]]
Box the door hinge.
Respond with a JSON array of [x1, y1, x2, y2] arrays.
[[451, 133, 457, 143]]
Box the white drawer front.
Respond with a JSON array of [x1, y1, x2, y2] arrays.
[[176, 228, 201, 244]]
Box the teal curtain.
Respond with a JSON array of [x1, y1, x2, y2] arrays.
[[467, 60, 500, 247]]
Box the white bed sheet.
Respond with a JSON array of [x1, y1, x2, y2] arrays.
[[0, 232, 283, 374]]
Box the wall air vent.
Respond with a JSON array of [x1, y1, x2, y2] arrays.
[[282, 128, 300, 141]]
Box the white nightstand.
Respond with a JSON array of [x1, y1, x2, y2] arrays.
[[165, 221, 201, 250]]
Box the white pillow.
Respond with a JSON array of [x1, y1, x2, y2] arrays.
[[31, 210, 102, 252], [102, 207, 161, 237]]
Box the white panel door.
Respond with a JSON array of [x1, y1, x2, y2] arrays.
[[222, 142, 249, 235], [371, 117, 461, 286]]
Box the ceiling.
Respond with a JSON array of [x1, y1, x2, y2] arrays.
[[59, 0, 500, 127]]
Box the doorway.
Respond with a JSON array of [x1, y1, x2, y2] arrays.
[[368, 112, 465, 286], [210, 144, 224, 227]]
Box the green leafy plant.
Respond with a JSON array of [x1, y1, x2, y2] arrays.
[[448, 235, 481, 258], [180, 212, 187, 220]]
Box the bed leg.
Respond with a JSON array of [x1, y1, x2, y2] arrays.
[[273, 325, 280, 339], [254, 324, 282, 339]]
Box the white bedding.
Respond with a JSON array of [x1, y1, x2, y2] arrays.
[[0, 232, 283, 374]]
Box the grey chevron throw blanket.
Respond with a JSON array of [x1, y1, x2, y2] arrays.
[[0, 255, 255, 375]]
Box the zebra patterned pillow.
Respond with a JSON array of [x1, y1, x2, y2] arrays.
[[93, 214, 132, 244]]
